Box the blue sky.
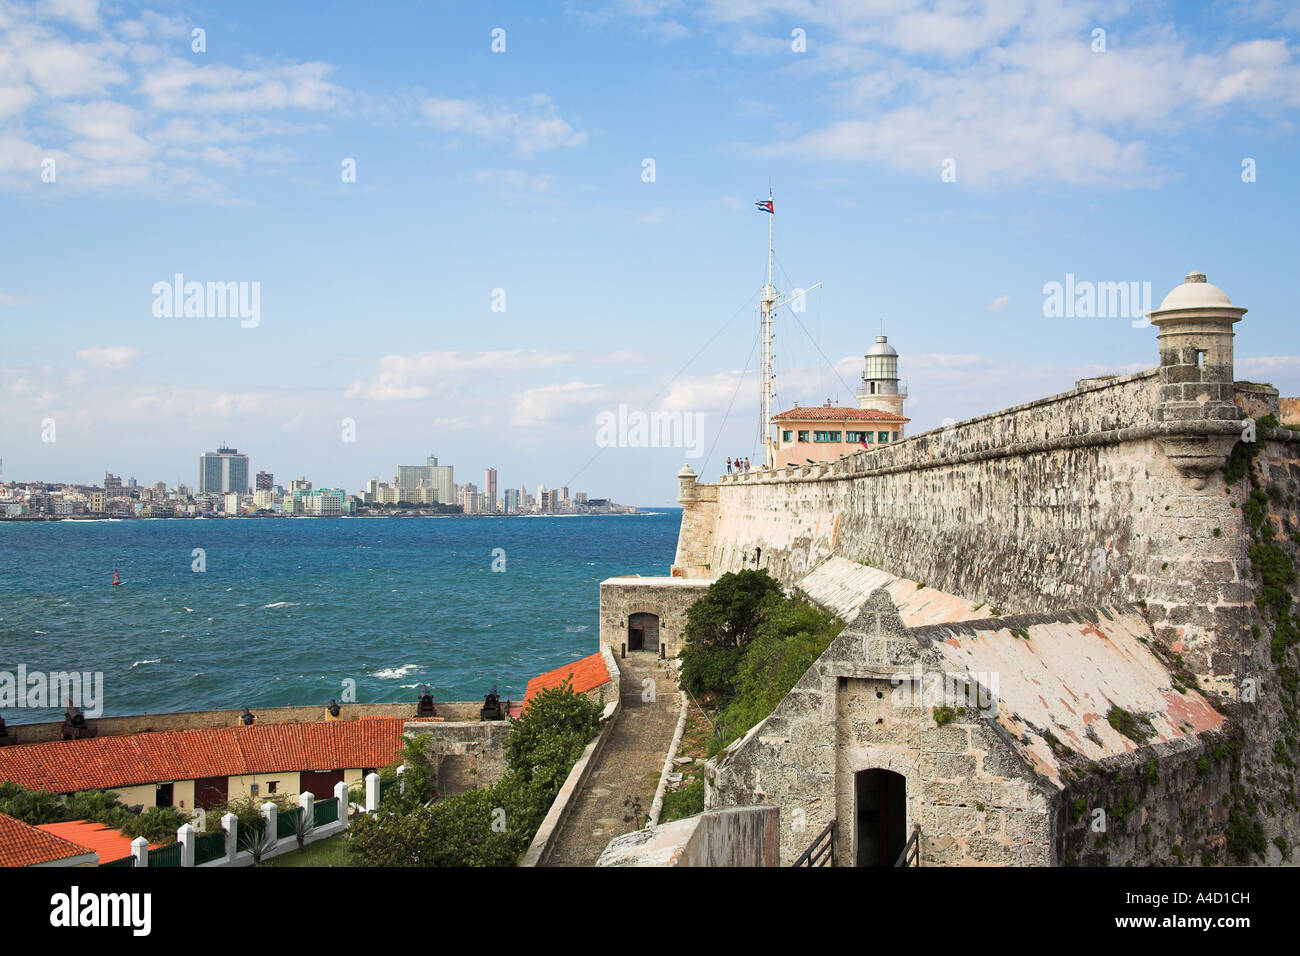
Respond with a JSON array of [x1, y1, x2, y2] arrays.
[[2, 0, 1298, 505]]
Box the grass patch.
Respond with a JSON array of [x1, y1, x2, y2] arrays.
[[659, 777, 705, 823], [264, 833, 349, 867], [1107, 706, 1153, 743]]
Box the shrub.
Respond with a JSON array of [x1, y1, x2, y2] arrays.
[[349, 679, 603, 867], [679, 570, 784, 700]]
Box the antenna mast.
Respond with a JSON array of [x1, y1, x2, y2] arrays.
[[759, 186, 777, 469], [757, 187, 821, 469]]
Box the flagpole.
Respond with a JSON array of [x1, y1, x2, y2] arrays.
[[760, 187, 776, 469]]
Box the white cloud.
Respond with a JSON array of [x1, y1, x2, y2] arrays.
[[38, 0, 100, 31], [344, 349, 645, 402], [138, 60, 346, 112], [511, 381, 609, 426], [617, 0, 1300, 186], [0, 5, 349, 196], [987, 295, 1010, 312], [474, 168, 553, 192], [75, 345, 145, 369], [421, 94, 587, 153]]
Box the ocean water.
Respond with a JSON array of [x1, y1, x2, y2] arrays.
[[0, 511, 681, 722]]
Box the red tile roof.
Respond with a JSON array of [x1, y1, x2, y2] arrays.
[[773, 406, 908, 422], [524, 652, 611, 704], [0, 718, 407, 794], [37, 820, 165, 863], [0, 811, 94, 867]]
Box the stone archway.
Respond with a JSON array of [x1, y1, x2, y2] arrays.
[[854, 768, 906, 866], [627, 612, 660, 652]]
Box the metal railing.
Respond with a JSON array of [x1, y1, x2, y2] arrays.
[[100, 854, 134, 868], [894, 825, 920, 867], [277, 806, 303, 839], [148, 842, 183, 867], [791, 819, 836, 867], [313, 796, 339, 826], [194, 830, 227, 865]]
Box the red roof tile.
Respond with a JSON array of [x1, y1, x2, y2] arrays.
[[773, 406, 908, 422], [0, 811, 94, 867], [0, 718, 407, 794], [37, 820, 165, 863], [524, 652, 611, 704]]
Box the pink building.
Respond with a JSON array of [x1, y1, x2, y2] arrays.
[[772, 404, 909, 469]]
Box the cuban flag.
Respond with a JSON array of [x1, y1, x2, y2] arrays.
[[755, 199, 774, 214]]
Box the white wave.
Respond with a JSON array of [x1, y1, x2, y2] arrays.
[[374, 664, 421, 680], [261, 601, 298, 609], [131, 658, 161, 668]]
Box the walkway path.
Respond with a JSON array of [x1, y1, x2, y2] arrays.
[[544, 652, 680, 866]]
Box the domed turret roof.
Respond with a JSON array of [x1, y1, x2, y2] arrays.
[[1156, 271, 1236, 312], [865, 335, 897, 357]]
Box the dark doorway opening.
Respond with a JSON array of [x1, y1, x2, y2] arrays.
[[156, 782, 174, 808], [194, 776, 228, 810], [627, 612, 660, 653], [300, 769, 345, 801], [854, 769, 906, 866]]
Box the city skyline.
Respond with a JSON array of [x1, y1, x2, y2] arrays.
[[2, 2, 1298, 504], [0, 440, 628, 516]]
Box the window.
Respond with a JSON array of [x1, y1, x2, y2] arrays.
[[813, 431, 842, 443], [267, 780, 279, 794], [892, 431, 899, 441], [847, 431, 870, 443], [782, 430, 793, 443], [877, 431, 890, 443], [797, 430, 809, 442], [870, 382, 877, 394]]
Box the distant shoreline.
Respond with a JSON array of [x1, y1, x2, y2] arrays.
[[0, 509, 654, 522]]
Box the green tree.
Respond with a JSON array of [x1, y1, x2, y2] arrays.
[[679, 569, 784, 699], [712, 595, 842, 751], [505, 679, 603, 788], [348, 679, 604, 867], [0, 782, 66, 824]]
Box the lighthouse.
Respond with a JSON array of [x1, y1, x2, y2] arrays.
[[858, 335, 907, 418]]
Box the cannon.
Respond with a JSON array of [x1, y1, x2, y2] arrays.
[[416, 684, 437, 718], [480, 686, 505, 721]]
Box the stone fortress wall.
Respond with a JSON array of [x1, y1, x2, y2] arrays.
[[678, 271, 1300, 863]]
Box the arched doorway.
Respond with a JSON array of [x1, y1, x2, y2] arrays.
[[627, 612, 660, 652], [854, 768, 906, 866]]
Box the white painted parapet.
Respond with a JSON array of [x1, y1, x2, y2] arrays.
[[221, 812, 238, 863], [178, 822, 195, 867]]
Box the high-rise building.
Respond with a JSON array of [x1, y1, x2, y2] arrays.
[[255, 470, 274, 491], [460, 482, 482, 514], [504, 488, 519, 514], [484, 467, 498, 512], [199, 447, 250, 495], [398, 454, 455, 504], [104, 472, 128, 498]]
